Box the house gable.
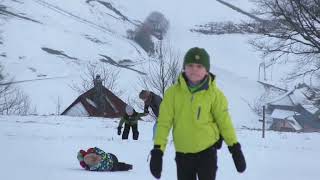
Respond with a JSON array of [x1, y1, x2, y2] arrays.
[[61, 86, 127, 118]]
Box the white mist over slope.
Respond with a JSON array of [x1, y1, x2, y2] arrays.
[[1, 0, 264, 126]]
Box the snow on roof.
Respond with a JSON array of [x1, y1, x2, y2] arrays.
[[64, 102, 89, 116], [270, 109, 303, 131], [257, 80, 288, 92], [86, 98, 97, 108], [270, 109, 296, 119], [266, 89, 295, 105], [290, 88, 309, 105], [302, 105, 319, 114], [287, 116, 303, 130], [267, 86, 316, 107]]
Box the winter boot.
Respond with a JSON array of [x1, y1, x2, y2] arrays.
[[113, 162, 133, 171], [132, 131, 139, 140]]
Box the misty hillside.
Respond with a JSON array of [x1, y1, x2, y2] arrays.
[[0, 0, 150, 113], [0, 0, 265, 128]]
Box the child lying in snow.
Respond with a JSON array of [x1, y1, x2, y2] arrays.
[[77, 147, 132, 171]]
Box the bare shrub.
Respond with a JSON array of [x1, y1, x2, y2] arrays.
[[70, 62, 122, 96]]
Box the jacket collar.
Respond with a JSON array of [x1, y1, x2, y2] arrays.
[[177, 72, 216, 93]]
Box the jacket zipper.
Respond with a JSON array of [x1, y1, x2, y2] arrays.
[[191, 94, 201, 120], [197, 106, 201, 120]]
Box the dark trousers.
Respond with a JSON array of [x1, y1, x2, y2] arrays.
[[122, 123, 139, 140], [175, 146, 217, 180], [112, 162, 133, 171], [109, 153, 133, 171]]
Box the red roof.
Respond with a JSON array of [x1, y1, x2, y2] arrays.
[[61, 86, 127, 118]]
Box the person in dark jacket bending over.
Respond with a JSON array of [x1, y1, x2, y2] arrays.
[[139, 90, 162, 140], [149, 47, 246, 180]]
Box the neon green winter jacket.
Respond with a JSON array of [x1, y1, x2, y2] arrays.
[[154, 73, 238, 153]]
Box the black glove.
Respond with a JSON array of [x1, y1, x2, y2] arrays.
[[117, 126, 122, 135], [149, 146, 163, 179], [228, 143, 246, 173]]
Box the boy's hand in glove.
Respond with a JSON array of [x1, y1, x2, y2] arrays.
[[228, 143, 246, 173], [149, 145, 163, 179]]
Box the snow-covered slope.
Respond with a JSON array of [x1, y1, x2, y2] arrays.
[[1, 115, 319, 180], [0, 0, 264, 127], [1, 0, 149, 114]]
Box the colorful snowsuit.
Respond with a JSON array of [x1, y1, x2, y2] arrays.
[[77, 147, 132, 171]]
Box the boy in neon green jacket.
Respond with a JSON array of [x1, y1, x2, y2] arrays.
[[149, 47, 246, 180]]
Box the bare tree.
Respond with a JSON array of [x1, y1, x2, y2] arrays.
[[70, 62, 122, 96], [192, 0, 270, 35], [236, 0, 320, 80], [191, 21, 275, 35], [193, 0, 320, 82], [139, 41, 181, 97], [144, 11, 170, 40], [131, 11, 170, 54], [0, 66, 33, 115], [217, 0, 266, 22], [133, 26, 155, 54], [0, 87, 32, 115]]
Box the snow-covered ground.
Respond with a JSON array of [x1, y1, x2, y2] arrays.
[[1, 0, 319, 179], [1, 115, 319, 180]]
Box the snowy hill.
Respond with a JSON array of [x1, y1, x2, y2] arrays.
[[0, 0, 265, 127], [1, 115, 319, 180], [1, 0, 148, 114]]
